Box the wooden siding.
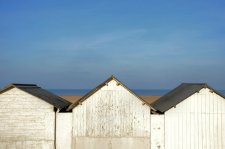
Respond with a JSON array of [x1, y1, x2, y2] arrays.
[[0, 88, 55, 149], [72, 80, 151, 149], [56, 113, 72, 149], [151, 115, 164, 149], [165, 88, 225, 149]]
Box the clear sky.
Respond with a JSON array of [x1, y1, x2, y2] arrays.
[[0, 0, 225, 89]]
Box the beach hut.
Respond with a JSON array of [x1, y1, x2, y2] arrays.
[[0, 83, 71, 149], [151, 83, 225, 149], [66, 76, 152, 149]]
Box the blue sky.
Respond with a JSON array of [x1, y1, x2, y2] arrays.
[[0, 0, 225, 89]]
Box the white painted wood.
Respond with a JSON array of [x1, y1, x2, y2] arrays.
[[0, 88, 55, 149], [151, 114, 164, 149], [164, 88, 225, 149], [1, 82, 224, 149], [56, 113, 72, 149], [72, 80, 151, 149]]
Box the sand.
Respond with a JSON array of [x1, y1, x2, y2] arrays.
[[60, 95, 160, 105]]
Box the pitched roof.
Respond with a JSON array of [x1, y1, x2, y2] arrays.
[[151, 83, 225, 113], [67, 75, 153, 111], [0, 83, 71, 110]]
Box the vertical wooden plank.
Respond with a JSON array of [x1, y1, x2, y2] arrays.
[[199, 92, 204, 149], [222, 112, 225, 149], [173, 109, 178, 149], [56, 113, 72, 149], [213, 92, 218, 149], [201, 91, 206, 149], [209, 91, 214, 149], [167, 110, 173, 149], [178, 112, 182, 149], [205, 91, 210, 149], [168, 112, 171, 149], [190, 96, 194, 149], [197, 92, 202, 149], [221, 94, 225, 149], [217, 94, 222, 149], [165, 112, 168, 149], [164, 113, 168, 149], [186, 99, 191, 149], [183, 97, 187, 149], [168, 111, 173, 149], [194, 93, 198, 149]]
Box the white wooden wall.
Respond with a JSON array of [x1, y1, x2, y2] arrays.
[[151, 115, 164, 149], [0, 88, 55, 149], [72, 80, 151, 149], [56, 113, 72, 149], [165, 88, 225, 149]]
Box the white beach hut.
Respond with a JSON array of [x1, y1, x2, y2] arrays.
[[151, 83, 225, 149], [0, 83, 70, 149], [66, 76, 152, 149]]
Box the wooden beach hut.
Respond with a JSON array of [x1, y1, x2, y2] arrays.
[[151, 83, 225, 149], [66, 75, 152, 149], [0, 83, 71, 149]]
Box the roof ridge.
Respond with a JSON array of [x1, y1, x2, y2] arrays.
[[181, 82, 207, 85], [11, 83, 38, 87]]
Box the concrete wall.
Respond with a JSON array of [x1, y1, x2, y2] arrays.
[[164, 88, 225, 149], [56, 113, 72, 149], [0, 88, 55, 149], [151, 114, 164, 149], [72, 80, 151, 149], [74, 137, 150, 149]]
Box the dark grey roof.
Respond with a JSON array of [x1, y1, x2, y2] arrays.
[[151, 83, 225, 113], [67, 75, 153, 111], [0, 84, 71, 110]]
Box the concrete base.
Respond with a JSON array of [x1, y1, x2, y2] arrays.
[[73, 137, 150, 149]]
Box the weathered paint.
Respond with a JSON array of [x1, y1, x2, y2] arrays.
[[164, 88, 225, 149], [56, 113, 72, 149], [0, 88, 55, 149], [151, 114, 164, 149], [72, 80, 151, 149], [2, 81, 225, 149]]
